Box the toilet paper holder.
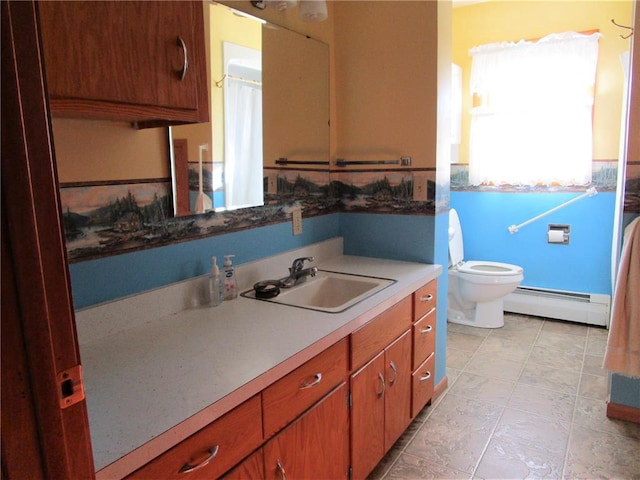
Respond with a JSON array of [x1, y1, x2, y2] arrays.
[[548, 224, 570, 244]]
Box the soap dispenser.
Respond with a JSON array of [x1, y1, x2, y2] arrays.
[[209, 256, 223, 307], [222, 254, 238, 300]]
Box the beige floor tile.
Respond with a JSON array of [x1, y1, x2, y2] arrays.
[[587, 326, 609, 340], [564, 425, 640, 479], [475, 408, 569, 480], [448, 331, 486, 353], [493, 314, 542, 337], [508, 383, 576, 424], [474, 334, 535, 363], [586, 334, 608, 357], [384, 453, 473, 480], [448, 322, 492, 338], [447, 348, 474, 371], [447, 372, 515, 406], [476, 437, 565, 479], [582, 353, 606, 377], [446, 367, 462, 386], [526, 344, 584, 372], [535, 329, 587, 354], [572, 396, 640, 439], [465, 352, 524, 382], [405, 395, 503, 474], [371, 313, 637, 480], [578, 372, 608, 400], [542, 319, 589, 337], [519, 362, 581, 395]]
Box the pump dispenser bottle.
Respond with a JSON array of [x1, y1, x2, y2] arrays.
[[209, 256, 223, 307], [222, 254, 238, 300]]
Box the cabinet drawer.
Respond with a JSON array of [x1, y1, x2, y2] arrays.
[[127, 395, 262, 480], [412, 309, 436, 370], [263, 339, 348, 438], [411, 353, 435, 418], [413, 280, 437, 321], [351, 296, 412, 370]]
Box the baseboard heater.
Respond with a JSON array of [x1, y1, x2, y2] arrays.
[[504, 286, 610, 327]]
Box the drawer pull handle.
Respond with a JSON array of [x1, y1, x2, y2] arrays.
[[376, 372, 386, 398], [420, 324, 433, 334], [420, 294, 434, 303], [179, 445, 219, 474], [420, 371, 432, 382], [388, 361, 397, 386], [176, 35, 189, 81], [276, 459, 287, 480], [300, 372, 322, 389]]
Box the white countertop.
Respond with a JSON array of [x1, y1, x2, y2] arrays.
[[80, 251, 441, 479]]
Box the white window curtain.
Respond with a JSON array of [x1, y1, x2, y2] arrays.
[[224, 77, 263, 210], [468, 31, 601, 186]]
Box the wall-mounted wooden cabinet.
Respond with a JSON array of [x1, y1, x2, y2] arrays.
[[38, 1, 209, 126]]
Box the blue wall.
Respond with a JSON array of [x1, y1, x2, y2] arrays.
[[341, 212, 447, 385], [70, 214, 340, 309], [70, 211, 448, 385], [450, 191, 616, 295]]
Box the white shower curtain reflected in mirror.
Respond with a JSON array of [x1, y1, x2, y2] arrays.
[[223, 42, 264, 211]]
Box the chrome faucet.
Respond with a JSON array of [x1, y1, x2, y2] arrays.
[[280, 256, 318, 287]]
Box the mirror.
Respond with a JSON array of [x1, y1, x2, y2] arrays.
[[170, 1, 330, 216]]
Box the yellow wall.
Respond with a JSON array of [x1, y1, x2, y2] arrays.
[[452, 0, 634, 164], [52, 118, 168, 182], [333, 1, 438, 168]]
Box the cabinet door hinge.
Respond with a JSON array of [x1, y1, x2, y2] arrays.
[[347, 389, 352, 409], [57, 365, 85, 409]]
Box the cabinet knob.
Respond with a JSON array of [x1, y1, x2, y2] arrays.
[[176, 36, 189, 81], [388, 361, 398, 386], [299, 372, 322, 389], [420, 294, 433, 303], [178, 445, 219, 474], [419, 371, 432, 382], [420, 324, 433, 334], [276, 459, 287, 480], [376, 372, 386, 398]]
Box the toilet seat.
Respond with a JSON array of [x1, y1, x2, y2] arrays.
[[455, 260, 523, 276]]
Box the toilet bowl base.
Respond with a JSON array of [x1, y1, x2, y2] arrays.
[[447, 299, 505, 329]]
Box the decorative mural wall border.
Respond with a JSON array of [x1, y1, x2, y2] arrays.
[[451, 161, 619, 193], [60, 168, 438, 262], [625, 161, 640, 213]]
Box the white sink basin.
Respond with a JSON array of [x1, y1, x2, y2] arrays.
[[242, 270, 396, 313]]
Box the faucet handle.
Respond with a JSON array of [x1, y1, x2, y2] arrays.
[[291, 256, 314, 271]]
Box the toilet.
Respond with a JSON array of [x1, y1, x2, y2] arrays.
[[448, 208, 524, 328]]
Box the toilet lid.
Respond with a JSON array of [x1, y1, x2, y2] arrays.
[[458, 260, 524, 276], [448, 209, 464, 266]]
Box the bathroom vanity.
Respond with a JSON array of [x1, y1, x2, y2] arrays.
[[76, 240, 442, 479]]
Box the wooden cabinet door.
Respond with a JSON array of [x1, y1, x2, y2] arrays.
[[222, 449, 264, 479], [264, 383, 349, 480], [38, 1, 208, 123], [350, 352, 385, 480], [384, 330, 412, 450]]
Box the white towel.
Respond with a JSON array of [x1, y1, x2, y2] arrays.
[[604, 216, 640, 378]]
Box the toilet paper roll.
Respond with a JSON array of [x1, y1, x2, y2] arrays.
[[547, 230, 566, 243]]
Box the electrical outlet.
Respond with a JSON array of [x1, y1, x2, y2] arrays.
[[292, 208, 303, 235], [413, 175, 428, 201]]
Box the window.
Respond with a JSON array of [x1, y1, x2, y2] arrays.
[[468, 31, 601, 186]]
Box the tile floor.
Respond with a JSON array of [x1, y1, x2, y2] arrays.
[[370, 313, 640, 480]]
